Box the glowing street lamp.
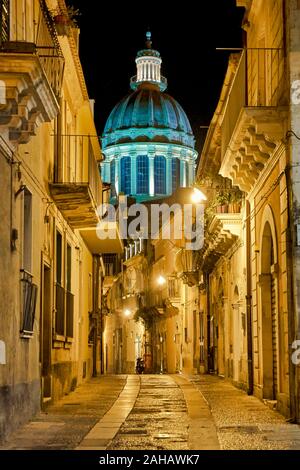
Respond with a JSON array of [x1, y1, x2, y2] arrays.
[[157, 275, 166, 286], [124, 309, 131, 317], [191, 188, 207, 204]]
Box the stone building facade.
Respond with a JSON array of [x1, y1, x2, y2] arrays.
[[0, 0, 116, 441], [196, 0, 300, 420]]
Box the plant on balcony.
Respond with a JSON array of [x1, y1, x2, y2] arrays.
[[214, 191, 231, 213], [228, 189, 243, 213], [51, 5, 81, 35]]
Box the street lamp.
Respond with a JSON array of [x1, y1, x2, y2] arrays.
[[157, 275, 166, 286], [191, 187, 207, 204], [124, 309, 131, 317]]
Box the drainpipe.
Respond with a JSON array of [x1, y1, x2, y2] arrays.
[[92, 255, 101, 377], [283, 0, 298, 424], [246, 200, 254, 395], [206, 272, 211, 373], [99, 269, 104, 375], [285, 165, 297, 422]]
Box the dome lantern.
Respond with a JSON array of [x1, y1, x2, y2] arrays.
[[130, 31, 167, 92]]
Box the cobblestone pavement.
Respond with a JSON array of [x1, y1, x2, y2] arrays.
[[2, 373, 300, 450], [0, 375, 126, 450], [108, 375, 190, 450], [189, 374, 300, 450]]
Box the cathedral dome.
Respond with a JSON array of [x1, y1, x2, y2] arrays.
[[102, 82, 195, 149], [101, 32, 198, 202]]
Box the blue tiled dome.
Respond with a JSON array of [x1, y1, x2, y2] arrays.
[[102, 83, 195, 149]]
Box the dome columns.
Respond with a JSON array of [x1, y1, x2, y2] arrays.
[[149, 153, 155, 197], [102, 144, 198, 201], [136, 57, 162, 84], [188, 160, 195, 186], [180, 160, 187, 187], [130, 152, 137, 195]]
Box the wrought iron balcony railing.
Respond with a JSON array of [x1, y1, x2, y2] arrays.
[[50, 134, 102, 228], [130, 74, 168, 91], [0, 0, 64, 100]]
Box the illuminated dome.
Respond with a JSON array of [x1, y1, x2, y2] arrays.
[[102, 83, 195, 149], [101, 32, 198, 202]]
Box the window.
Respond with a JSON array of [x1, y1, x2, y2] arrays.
[[54, 233, 74, 339], [154, 156, 166, 194], [23, 189, 32, 273], [66, 244, 71, 292], [66, 244, 73, 338], [0, 1, 10, 44], [168, 278, 179, 298], [137, 155, 149, 194], [55, 231, 64, 336], [103, 254, 119, 276], [172, 158, 180, 192], [20, 270, 38, 337], [110, 159, 116, 197], [56, 230, 62, 286], [120, 156, 131, 194]]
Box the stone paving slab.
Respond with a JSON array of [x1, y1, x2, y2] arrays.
[[172, 375, 220, 450], [0, 375, 127, 450], [76, 375, 140, 450]]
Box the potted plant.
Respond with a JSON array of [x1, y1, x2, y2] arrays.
[[214, 191, 230, 213], [52, 5, 81, 35], [228, 189, 243, 213]]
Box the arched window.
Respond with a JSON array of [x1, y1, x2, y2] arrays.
[[110, 160, 116, 197], [172, 158, 180, 192], [154, 156, 166, 194], [120, 156, 131, 195], [137, 155, 149, 194]]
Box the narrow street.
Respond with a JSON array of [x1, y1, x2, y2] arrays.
[[1, 374, 300, 451]]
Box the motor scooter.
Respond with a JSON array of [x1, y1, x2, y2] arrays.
[[135, 357, 145, 374]]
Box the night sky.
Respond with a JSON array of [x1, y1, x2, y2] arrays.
[[70, 1, 245, 154]]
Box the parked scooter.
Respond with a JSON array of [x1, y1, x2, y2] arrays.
[[135, 357, 145, 374]]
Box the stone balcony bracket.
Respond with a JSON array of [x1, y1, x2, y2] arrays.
[[201, 213, 243, 268], [0, 54, 60, 145], [220, 107, 288, 193]]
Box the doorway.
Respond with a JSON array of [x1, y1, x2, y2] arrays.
[[41, 264, 52, 402], [261, 221, 278, 400]]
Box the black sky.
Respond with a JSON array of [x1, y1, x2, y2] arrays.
[[70, 1, 245, 154]]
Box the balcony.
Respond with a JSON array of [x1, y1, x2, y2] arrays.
[[130, 74, 168, 92], [200, 213, 243, 272], [219, 48, 288, 193], [0, 0, 64, 145], [175, 249, 199, 287], [50, 134, 102, 229]]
